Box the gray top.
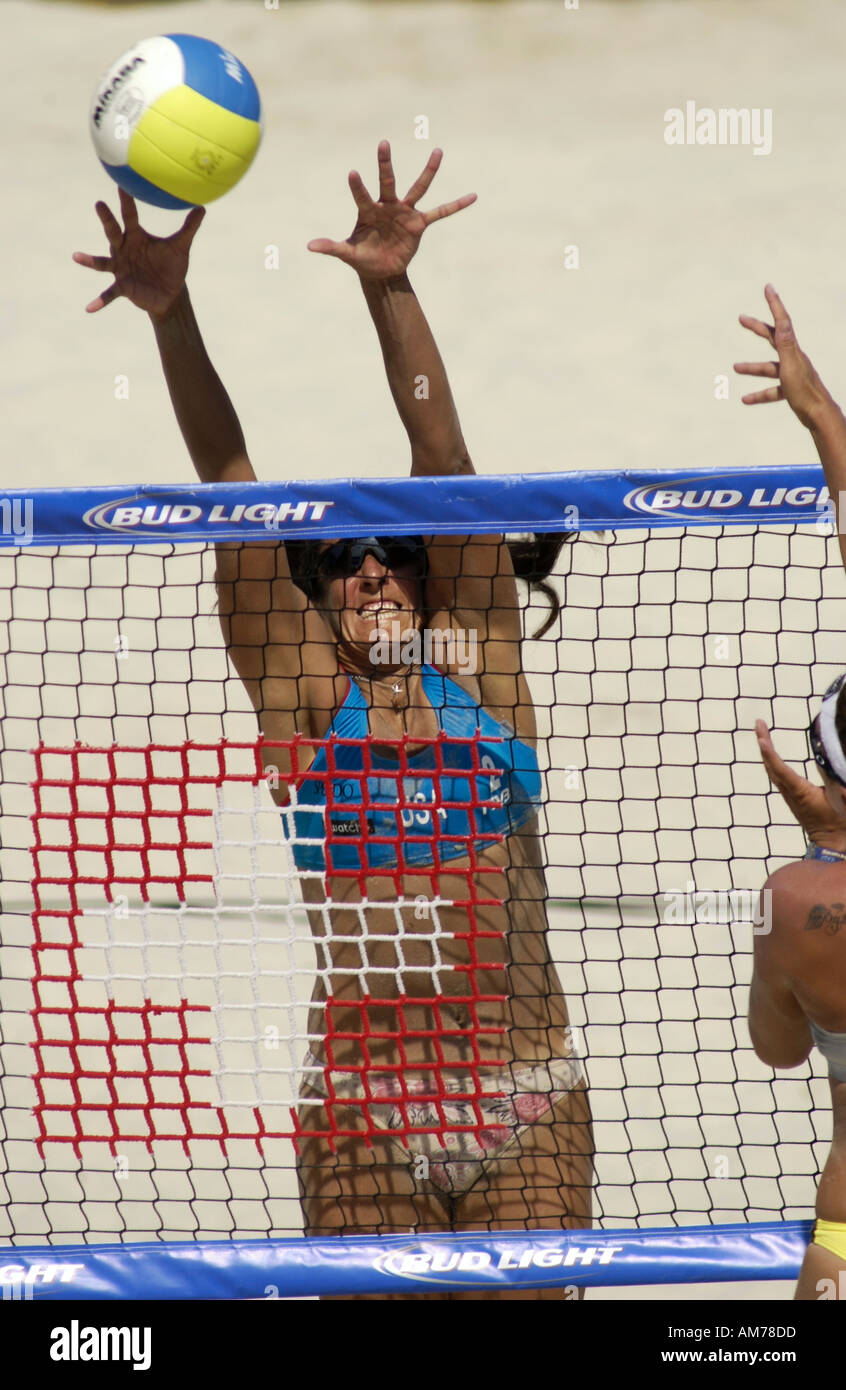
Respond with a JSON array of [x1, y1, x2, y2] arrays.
[[809, 1019, 846, 1083]]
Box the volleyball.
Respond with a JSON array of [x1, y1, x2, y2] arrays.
[[89, 34, 262, 211]]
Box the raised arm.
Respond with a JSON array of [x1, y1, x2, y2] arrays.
[[74, 189, 253, 483], [74, 189, 318, 755], [359, 272, 471, 478], [737, 286, 846, 841], [309, 142, 524, 678], [308, 141, 475, 477], [736, 283, 846, 571], [151, 288, 253, 484]]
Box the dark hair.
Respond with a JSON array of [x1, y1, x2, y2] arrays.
[[506, 533, 574, 639], [285, 533, 574, 639], [284, 539, 329, 602]]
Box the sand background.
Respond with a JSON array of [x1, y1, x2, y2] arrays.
[[5, 0, 846, 1302], [7, 0, 846, 491]]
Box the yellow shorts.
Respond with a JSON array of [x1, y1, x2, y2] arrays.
[[813, 1218, 846, 1261]]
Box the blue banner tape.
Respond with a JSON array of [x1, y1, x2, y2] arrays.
[[0, 1221, 813, 1299], [0, 465, 832, 547]]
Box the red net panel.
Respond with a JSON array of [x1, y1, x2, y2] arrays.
[[29, 736, 510, 1158]]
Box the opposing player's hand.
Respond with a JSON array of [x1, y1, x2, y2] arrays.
[[755, 719, 846, 851], [734, 285, 835, 430], [307, 140, 476, 279], [73, 190, 204, 317]]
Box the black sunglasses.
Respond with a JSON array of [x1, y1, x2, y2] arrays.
[[807, 673, 846, 788], [313, 536, 428, 584]]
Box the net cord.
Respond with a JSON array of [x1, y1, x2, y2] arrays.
[[0, 463, 830, 546], [0, 1222, 812, 1299]]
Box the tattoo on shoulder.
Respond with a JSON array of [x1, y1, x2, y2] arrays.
[[804, 902, 846, 934]]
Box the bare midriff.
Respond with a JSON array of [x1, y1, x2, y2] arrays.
[[300, 819, 573, 1077]]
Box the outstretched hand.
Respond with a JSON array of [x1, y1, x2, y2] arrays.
[[734, 284, 834, 430], [307, 140, 476, 279], [73, 188, 204, 317], [755, 719, 846, 850]]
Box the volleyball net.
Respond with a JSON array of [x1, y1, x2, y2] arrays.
[[0, 465, 836, 1297]]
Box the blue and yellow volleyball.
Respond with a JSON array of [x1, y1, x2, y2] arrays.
[[89, 34, 262, 211]]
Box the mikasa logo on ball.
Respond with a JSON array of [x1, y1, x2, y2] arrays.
[[220, 50, 244, 84], [91, 56, 145, 130]]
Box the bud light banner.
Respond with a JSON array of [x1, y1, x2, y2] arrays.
[[1, 1221, 811, 1299], [0, 465, 832, 547]]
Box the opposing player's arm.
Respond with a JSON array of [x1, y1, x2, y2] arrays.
[[806, 407, 846, 576], [748, 869, 814, 1068], [736, 284, 846, 573]]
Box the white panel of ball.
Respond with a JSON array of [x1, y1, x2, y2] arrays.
[[90, 36, 184, 167]]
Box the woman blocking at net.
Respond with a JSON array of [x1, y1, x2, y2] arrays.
[[736, 283, 846, 1300], [75, 143, 593, 1298]]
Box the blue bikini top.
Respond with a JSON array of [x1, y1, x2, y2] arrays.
[[280, 665, 542, 873]]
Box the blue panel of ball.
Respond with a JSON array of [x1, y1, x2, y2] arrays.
[[166, 33, 262, 121], [100, 160, 194, 211]]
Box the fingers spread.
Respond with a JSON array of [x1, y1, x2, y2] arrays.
[[738, 313, 775, 345], [733, 360, 779, 378], [764, 282, 790, 324], [739, 386, 784, 406], [95, 200, 123, 250], [766, 285, 799, 349], [422, 191, 477, 225], [404, 147, 443, 207], [376, 139, 397, 202], [175, 206, 205, 248], [73, 252, 113, 273], [119, 189, 139, 231], [85, 280, 121, 314], [347, 169, 375, 214], [306, 237, 354, 262]]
